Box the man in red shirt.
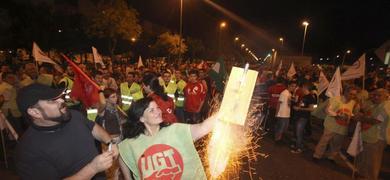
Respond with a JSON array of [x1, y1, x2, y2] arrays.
[[184, 69, 207, 124], [266, 77, 286, 131]]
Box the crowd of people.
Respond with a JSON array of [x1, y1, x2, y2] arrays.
[[0, 55, 389, 179], [257, 63, 390, 180]]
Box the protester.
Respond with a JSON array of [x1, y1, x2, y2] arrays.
[[118, 97, 219, 179], [313, 86, 359, 161], [356, 88, 389, 180], [142, 73, 177, 123], [15, 83, 118, 179], [274, 81, 297, 142], [184, 69, 207, 123]]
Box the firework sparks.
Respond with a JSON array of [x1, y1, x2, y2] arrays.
[[203, 65, 267, 179]]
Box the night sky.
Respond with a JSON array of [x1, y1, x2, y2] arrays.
[[129, 0, 390, 60]]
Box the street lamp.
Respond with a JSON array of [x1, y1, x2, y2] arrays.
[[241, 44, 245, 48], [341, 49, 351, 69], [279, 37, 284, 47], [234, 37, 239, 41], [220, 21, 227, 28], [218, 21, 227, 55], [301, 21, 309, 55], [178, 0, 184, 63], [131, 37, 136, 42]]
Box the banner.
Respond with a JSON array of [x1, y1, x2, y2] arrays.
[[341, 54, 366, 80]]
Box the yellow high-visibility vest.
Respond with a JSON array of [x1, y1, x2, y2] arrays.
[[120, 82, 144, 111]]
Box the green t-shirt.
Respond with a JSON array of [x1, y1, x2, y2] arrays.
[[362, 101, 390, 143], [324, 96, 356, 135], [118, 123, 206, 180]]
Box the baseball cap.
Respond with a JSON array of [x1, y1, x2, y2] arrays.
[[17, 83, 65, 115]]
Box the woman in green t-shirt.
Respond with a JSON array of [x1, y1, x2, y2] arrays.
[[118, 97, 219, 180]]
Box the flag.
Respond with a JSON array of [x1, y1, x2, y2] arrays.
[[61, 54, 100, 108], [32, 42, 63, 73], [375, 40, 390, 64], [32, 42, 57, 64], [326, 67, 342, 97], [318, 71, 329, 94], [275, 61, 282, 76], [341, 54, 366, 80], [92, 46, 105, 68], [209, 57, 227, 93], [137, 56, 144, 68], [347, 122, 363, 157], [287, 62, 296, 78]]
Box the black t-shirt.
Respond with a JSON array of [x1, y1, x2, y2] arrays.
[[16, 110, 102, 179], [295, 94, 317, 118]]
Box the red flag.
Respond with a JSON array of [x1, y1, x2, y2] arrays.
[[61, 54, 99, 108]]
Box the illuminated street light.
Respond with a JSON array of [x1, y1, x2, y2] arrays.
[[279, 37, 284, 47], [131, 37, 136, 42], [241, 44, 245, 48], [234, 37, 239, 41], [341, 49, 352, 68], [301, 20, 309, 55], [220, 21, 227, 28], [336, 55, 340, 58], [58, 29, 62, 33]]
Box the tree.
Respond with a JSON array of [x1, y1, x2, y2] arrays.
[[186, 37, 206, 59], [83, 0, 141, 57], [151, 32, 187, 60]]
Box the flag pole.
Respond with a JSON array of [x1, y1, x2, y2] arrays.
[[61, 54, 100, 89]]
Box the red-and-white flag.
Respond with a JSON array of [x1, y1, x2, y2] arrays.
[[137, 56, 144, 68], [287, 62, 296, 78], [32, 42, 57, 64], [318, 71, 330, 94], [275, 61, 282, 76], [326, 67, 342, 97], [347, 122, 363, 157], [92, 46, 105, 68], [341, 54, 366, 80], [61, 54, 100, 108]]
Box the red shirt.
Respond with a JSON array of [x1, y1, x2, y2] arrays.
[[184, 81, 206, 113], [148, 93, 177, 123], [267, 84, 286, 109]]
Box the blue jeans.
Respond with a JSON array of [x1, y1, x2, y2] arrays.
[[295, 117, 309, 149], [274, 117, 290, 141]]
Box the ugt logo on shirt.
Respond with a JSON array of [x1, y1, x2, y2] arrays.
[[138, 144, 184, 179]]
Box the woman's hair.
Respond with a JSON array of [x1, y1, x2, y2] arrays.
[[142, 73, 169, 101], [122, 97, 169, 139], [103, 88, 116, 99]]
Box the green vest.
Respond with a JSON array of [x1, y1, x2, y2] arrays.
[[163, 80, 177, 100], [324, 97, 356, 135], [87, 108, 98, 121], [118, 123, 206, 180], [120, 82, 144, 111], [175, 80, 187, 107]]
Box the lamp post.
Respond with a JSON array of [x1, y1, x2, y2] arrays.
[[218, 21, 227, 55], [301, 21, 309, 56], [178, 0, 183, 63]]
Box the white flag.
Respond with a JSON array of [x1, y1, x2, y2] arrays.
[[326, 67, 342, 97], [92, 46, 105, 68], [287, 62, 296, 78], [275, 61, 282, 76], [347, 122, 363, 157], [32, 42, 57, 64], [318, 71, 329, 94], [137, 56, 144, 68], [341, 54, 366, 80]]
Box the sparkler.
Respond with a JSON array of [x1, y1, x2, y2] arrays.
[[204, 64, 266, 179]]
